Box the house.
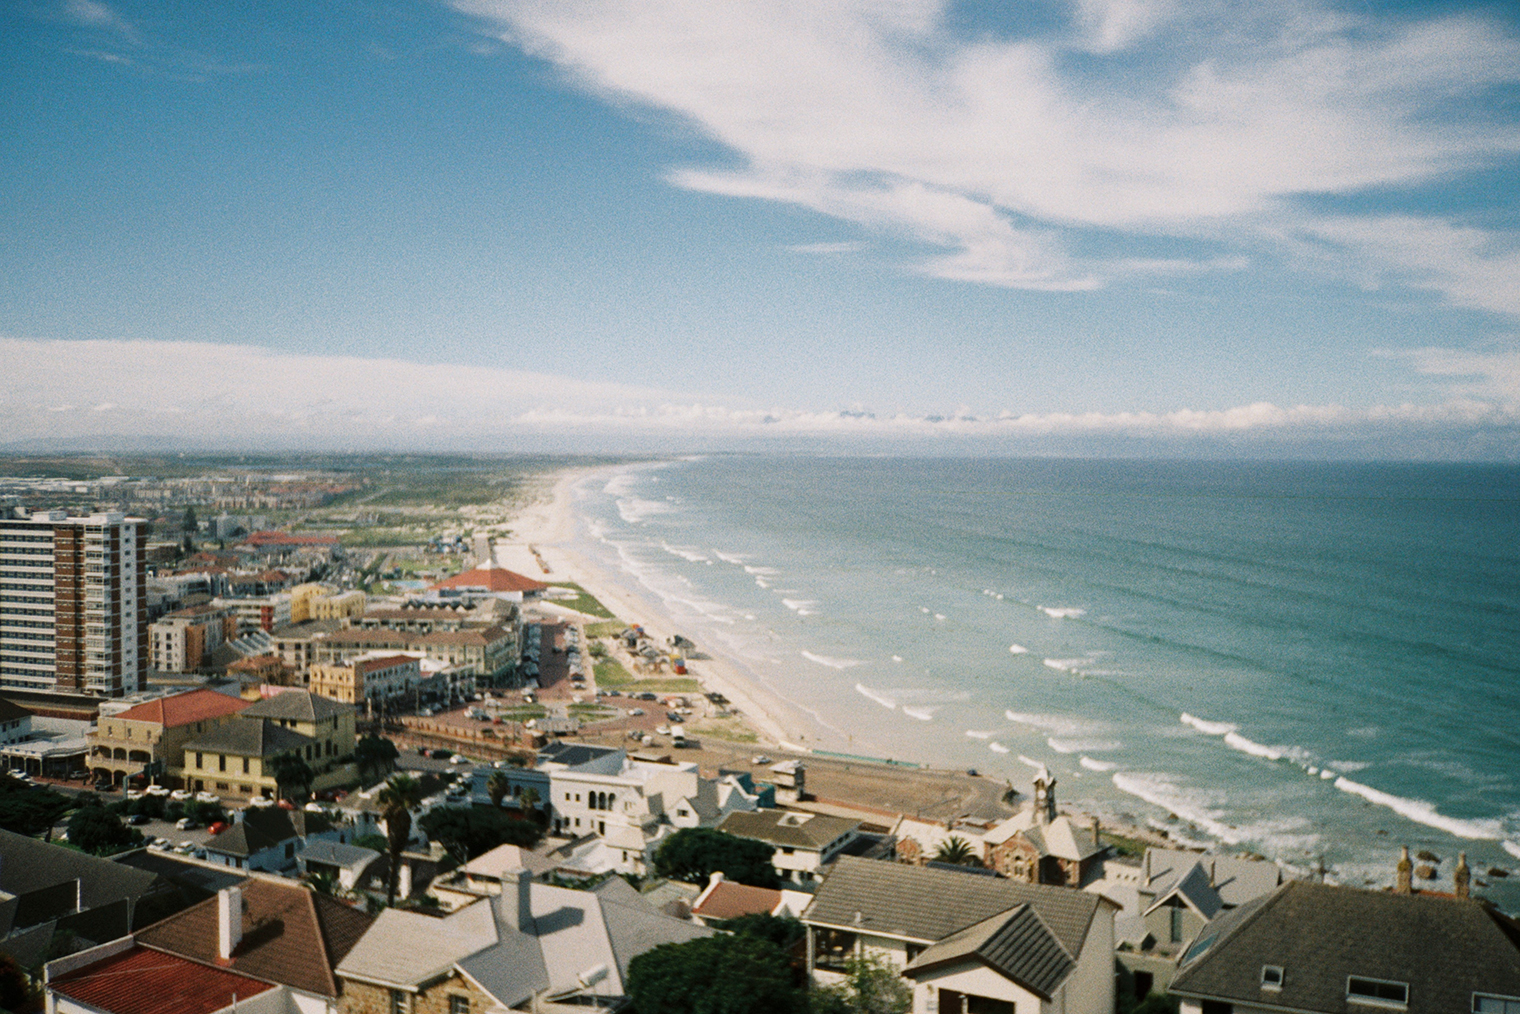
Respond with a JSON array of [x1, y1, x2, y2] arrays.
[[717, 809, 860, 884], [181, 690, 358, 800], [1092, 847, 1289, 1001], [430, 842, 561, 910], [690, 871, 815, 926], [0, 828, 181, 971], [298, 840, 383, 891], [336, 867, 713, 1010], [87, 687, 252, 788], [308, 653, 422, 706], [981, 769, 1105, 886], [803, 856, 1117, 1014], [201, 806, 344, 872], [46, 940, 283, 1014], [137, 879, 372, 1013], [1167, 873, 1520, 1014]]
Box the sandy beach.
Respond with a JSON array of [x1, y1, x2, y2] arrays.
[[500, 465, 824, 753]]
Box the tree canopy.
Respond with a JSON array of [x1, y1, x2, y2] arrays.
[[379, 774, 424, 906], [807, 953, 912, 1014], [67, 805, 142, 856], [0, 779, 73, 838], [652, 828, 780, 888], [270, 752, 315, 802], [626, 934, 806, 1014], [417, 804, 542, 861], [354, 735, 399, 785]]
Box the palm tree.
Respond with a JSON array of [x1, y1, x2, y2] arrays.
[[379, 774, 424, 906], [354, 735, 399, 786], [932, 835, 981, 867], [486, 771, 511, 809], [518, 786, 544, 827]]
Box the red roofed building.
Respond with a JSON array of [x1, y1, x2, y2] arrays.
[[431, 562, 548, 599], [690, 871, 812, 926], [46, 942, 277, 1014], [87, 688, 251, 788]]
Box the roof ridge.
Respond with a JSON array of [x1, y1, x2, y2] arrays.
[[1177, 877, 1294, 972], [303, 886, 339, 997], [1017, 900, 1075, 965]]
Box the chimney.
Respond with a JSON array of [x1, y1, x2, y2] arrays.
[[1395, 846, 1412, 895], [1454, 852, 1471, 899], [217, 887, 243, 961], [500, 868, 533, 933]]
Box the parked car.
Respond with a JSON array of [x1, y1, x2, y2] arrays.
[[449, 754, 468, 765], [195, 791, 220, 804], [207, 821, 229, 836], [175, 817, 198, 830], [126, 813, 150, 826], [170, 789, 193, 801]]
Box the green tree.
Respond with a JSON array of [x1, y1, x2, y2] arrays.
[[486, 772, 511, 809], [269, 751, 315, 802], [808, 953, 912, 1014], [183, 506, 198, 533], [626, 934, 807, 1014], [711, 912, 806, 951], [653, 828, 780, 888], [379, 774, 424, 906], [418, 804, 542, 861], [0, 780, 73, 839], [0, 951, 31, 1010], [517, 786, 545, 828], [931, 835, 981, 867], [354, 735, 400, 785], [67, 805, 142, 856], [355, 832, 389, 853]]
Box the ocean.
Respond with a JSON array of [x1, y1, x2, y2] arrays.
[[567, 456, 1520, 909]]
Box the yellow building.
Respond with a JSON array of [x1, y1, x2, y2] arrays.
[[309, 653, 422, 706], [88, 688, 252, 788], [180, 690, 357, 800], [288, 584, 366, 624]]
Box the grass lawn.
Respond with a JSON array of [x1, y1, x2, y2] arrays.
[[584, 620, 625, 638], [593, 659, 634, 687], [498, 706, 547, 721], [690, 719, 758, 744], [625, 677, 702, 693], [548, 583, 616, 619], [1099, 830, 1150, 858]]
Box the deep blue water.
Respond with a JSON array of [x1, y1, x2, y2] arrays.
[[569, 457, 1520, 907]]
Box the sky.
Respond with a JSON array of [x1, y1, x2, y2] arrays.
[[2, 0, 1519, 458]]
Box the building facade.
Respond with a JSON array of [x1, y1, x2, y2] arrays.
[[150, 604, 236, 673], [0, 507, 147, 696]]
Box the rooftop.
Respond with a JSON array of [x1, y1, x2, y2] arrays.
[[241, 689, 354, 723], [432, 564, 548, 595], [112, 688, 251, 728], [49, 945, 276, 1014], [183, 718, 313, 759], [718, 809, 859, 851]]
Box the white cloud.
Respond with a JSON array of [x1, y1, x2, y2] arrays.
[[2, 338, 1514, 455], [1377, 345, 1520, 401], [453, 0, 1520, 306], [62, 0, 138, 44]]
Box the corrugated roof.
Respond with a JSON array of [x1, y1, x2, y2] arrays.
[[50, 944, 275, 1014], [135, 878, 372, 999], [114, 689, 251, 728], [803, 856, 1101, 956], [1170, 880, 1520, 1011]]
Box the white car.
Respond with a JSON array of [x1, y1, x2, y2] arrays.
[[170, 789, 194, 801], [145, 784, 170, 797], [450, 754, 468, 765], [248, 796, 275, 808], [195, 790, 220, 804]]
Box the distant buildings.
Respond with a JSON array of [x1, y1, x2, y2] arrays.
[[0, 507, 147, 697]]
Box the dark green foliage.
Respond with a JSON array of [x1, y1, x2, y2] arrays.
[[67, 805, 142, 856], [270, 752, 315, 802], [379, 774, 424, 906], [626, 934, 807, 1014], [931, 835, 981, 867], [355, 833, 389, 853], [354, 735, 400, 785], [0, 951, 30, 1009], [711, 913, 806, 951], [418, 804, 542, 861], [653, 828, 780, 888], [0, 779, 72, 838]]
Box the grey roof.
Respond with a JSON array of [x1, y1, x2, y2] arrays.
[[0, 828, 161, 934], [301, 840, 381, 872], [1144, 848, 1284, 909], [184, 717, 314, 758], [205, 808, 303, 858], [242, 690, 353, 723], [115, 849, 247, 895], [803, 856, 1104, 957], [1146, 860, 1224, 921], [1170, 880, 1520, 1012], [905, 904, 1076, 1000], [538, 742, 622, 768], [718, 810, 859, 851]]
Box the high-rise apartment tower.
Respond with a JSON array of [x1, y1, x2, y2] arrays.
[[0, 507, 147, 696]]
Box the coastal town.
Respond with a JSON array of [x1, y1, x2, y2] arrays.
[[1, 456, 1516, 1014]]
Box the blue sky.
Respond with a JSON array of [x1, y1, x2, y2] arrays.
[[2, 0, 1519, 457]]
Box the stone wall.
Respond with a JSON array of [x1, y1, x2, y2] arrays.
[[341, 972, 499, 1014]]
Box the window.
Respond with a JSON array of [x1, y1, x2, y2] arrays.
[[196, 752, 203, 768], [1348, 977, 1409, 1008], [390, 989, 407, 1014], [813, 928, 857, 972], [242, 757, 249, 773], [1262, 966, 1284, 990], [449, 997, 470, 1014], [219, 754, 226, 772], [1475, 995, 1520, 1014]]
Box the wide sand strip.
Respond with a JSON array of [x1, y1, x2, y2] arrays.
[[502, 465, 823, 753]]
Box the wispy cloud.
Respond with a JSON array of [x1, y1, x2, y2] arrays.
[[62, 0, 138, 44], [3, 338, 1515, 456], [453, 0, 1520, 306]]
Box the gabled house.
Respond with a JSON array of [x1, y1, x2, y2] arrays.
[[803, 856, 1117, 1014], [690, 871, 815, 926], [1168, 877, 1520, 1014], [201, 806, 344, 872], [88, 688, 251, 789], [46, 940, 282, 1014], [336, 867, 713, 1010], [717, 809, 860, 885]]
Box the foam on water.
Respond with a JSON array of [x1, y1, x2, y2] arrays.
[[1080, 756, 1119, 772], [801, 651, 862, 669], [1008, 643, 1028, 654], [1043, 658, 1089, 673], [1223, 732, 1287, 762], [1180, 713, 1239, 736], [1005, 711, 1110, 738], [660, 541, 710, 563], [1505, 841, 1520, 860], [1113, 772, 1243, 845], [1040, 606, 1086, 619], [965, 730, 992, 740], [1332, 777, 1506, 840], [783, 599, 820, 615], [989, 742, 1010, 754], [855, 683, 897, 710], [902, 706, 936, 721], [1048, 738, 1123, 755], [714, 551, 748, 564], [934, 613, 947, 621], [891, 655, 903, 662]]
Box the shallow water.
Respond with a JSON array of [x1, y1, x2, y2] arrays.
[[569, 456, 1520, 909]]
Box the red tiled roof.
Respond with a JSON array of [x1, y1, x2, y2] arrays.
[[114, 689, 252, 728], [692, 880, 782, 921], [357, 654, 418, 673], [432, 564, 548, 594], [135, 878, 372, 998], [50, 945, 275, 1014]]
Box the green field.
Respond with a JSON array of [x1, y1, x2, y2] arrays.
[[548, 583, 616, 619]]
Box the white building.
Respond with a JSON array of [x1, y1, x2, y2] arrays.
[[0, 507, 146, 696]]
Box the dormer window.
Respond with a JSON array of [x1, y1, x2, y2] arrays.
[[1348, 977, 1408, 1009], [1261, 966, 1284, 991]]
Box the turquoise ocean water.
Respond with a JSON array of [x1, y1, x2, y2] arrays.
[[567, 457, 1520, 909]]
